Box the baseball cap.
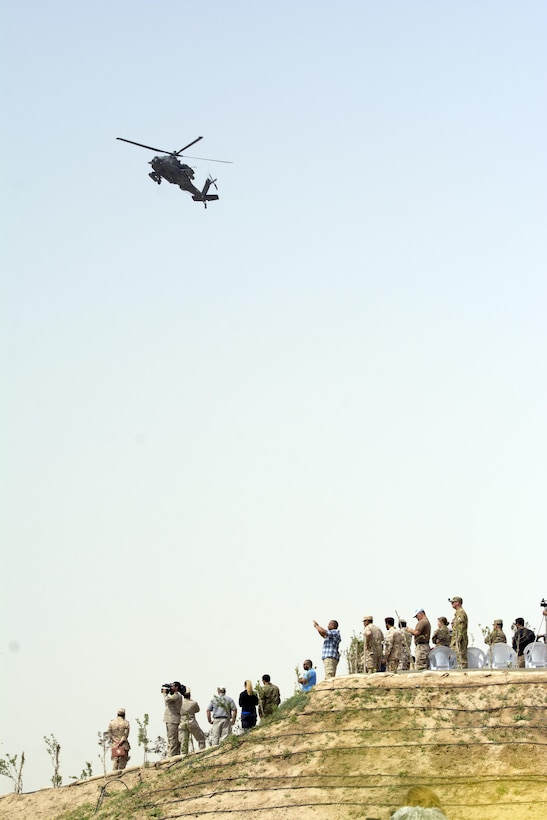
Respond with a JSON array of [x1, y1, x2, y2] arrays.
[[413, 608, 425, 617], [449, 597, 463, 604]]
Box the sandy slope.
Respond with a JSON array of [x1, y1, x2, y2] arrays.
[[1, 670, 546, 820]]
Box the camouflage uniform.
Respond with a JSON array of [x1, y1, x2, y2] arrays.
[[451, 608, 468, 669], [108, 714, 130, 771], [383, 625, 403, 672], [432, 626, 451, 647], [485, 623, 507, 645], [398, 630, 412, 671], [259, 682, 281, 718], [363, 621, 384, 673], [179, 696, 206, 754]]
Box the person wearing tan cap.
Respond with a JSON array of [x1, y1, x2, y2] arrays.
[[485, 619, 507, 646], [449, 597, 468, 668], [108, 708, 130, 771], [179, 689, 207, 754], [362, 615, 384, 673], [383, 617, 404, 672]]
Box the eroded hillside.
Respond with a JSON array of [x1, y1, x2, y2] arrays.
[[1, 670, 546, 820]]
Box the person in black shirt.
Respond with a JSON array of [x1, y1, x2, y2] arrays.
[[512, 618, 535, 668], [239, 681, 259, 731]]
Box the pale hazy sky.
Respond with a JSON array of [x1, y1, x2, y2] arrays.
[[1, 0, 546, 793]]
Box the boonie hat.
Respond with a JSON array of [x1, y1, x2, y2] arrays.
[[449, 596, 463, 604]]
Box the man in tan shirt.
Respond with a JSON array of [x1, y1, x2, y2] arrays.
[[108, 708, 130, 770], [406, 608, 431, 670]]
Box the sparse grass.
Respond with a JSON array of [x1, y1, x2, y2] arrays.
[[276, 691, 311, 715], [20, 673, 547, 820], [55, 805, 95, 820]]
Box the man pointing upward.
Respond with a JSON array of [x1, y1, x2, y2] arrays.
[[313, 618, 341, 679]]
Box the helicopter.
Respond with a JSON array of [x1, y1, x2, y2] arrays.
[[116, 136, 231, 207]]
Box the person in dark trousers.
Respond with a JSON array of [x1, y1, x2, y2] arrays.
[[512, 618, 535, 668], [239, 680, 259, 731]]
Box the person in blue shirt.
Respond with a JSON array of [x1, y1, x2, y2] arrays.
[[298, 659, 317, 691]]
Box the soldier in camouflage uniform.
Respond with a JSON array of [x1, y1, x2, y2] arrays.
[[363, 615, 384, 673], [259, 675, 281, 718], [108, 708, 131, 771], [450, 596, 468, 669], [383, 617, 403, 672], [432, 617, 451, 647], [179, 690, 207, 754], [398, 620, 412, 670], [485, 619, 507, 645]]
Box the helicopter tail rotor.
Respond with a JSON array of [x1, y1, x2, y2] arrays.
[[191, 176, 219, 208]]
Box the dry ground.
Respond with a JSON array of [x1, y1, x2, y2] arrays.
[[1, 670, 546, 820]]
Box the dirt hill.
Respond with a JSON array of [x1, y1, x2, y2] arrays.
[[2, 669, 546, 820]]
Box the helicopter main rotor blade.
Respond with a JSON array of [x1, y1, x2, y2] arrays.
[[180, 154, 233, 164], [117, 137, 173, 154], [174, 136, 204, 155]]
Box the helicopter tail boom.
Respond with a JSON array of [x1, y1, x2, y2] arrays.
[[192, 176, 219, 207]]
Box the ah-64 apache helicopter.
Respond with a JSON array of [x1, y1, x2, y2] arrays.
[[116, 136, 231, 207]]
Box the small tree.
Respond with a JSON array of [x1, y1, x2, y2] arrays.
[[97, 731, 111, 776], [149, 736, 167, 758], [136, 714, 151, 765], [44, 734, 62, 788], [70, 762, 92, 781], [344, 631, 364, 673], [0, 752, 25, 794]]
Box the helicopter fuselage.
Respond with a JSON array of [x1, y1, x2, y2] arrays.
[[149, 155, 201, 195]]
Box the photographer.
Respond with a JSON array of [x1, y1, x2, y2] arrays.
[[162, 681, 185, 757]]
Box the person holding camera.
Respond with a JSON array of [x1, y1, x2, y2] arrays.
[[162, 681, 185, 757]]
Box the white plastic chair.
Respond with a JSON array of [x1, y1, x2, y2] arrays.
[[429, 645, 457, 670], [524, 642, 547, 668], [488, 643, 517, 669], [467, 647, 487, 669]]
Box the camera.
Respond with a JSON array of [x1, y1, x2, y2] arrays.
[[161, 683, 172, 693]]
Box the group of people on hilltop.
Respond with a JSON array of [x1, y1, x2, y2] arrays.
[[107, 604, 545, 772], [106, 675, 281, 771], [306, 600, 469, 677], [308, 599, 545, 680]]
